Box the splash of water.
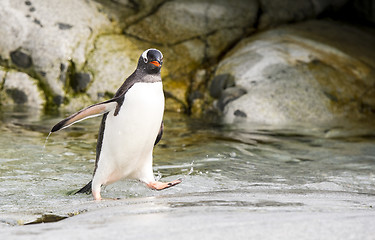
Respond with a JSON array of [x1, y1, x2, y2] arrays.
[[188, 160, 194, 175], [155, 171, 162, 181], [43, 132, 52, 150], [41, 132, 52, 158]]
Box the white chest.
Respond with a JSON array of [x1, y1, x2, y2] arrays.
[[99, 82, 164, 171], [106, 81, 164, 140]]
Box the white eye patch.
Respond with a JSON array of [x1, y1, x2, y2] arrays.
[[142, 49, 149, 63], [141, 48, 163, 64]]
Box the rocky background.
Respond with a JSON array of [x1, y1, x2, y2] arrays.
[[0, 0, 374, 126]]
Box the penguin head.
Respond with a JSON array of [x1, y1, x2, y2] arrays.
[[138, 48, 163, 74]]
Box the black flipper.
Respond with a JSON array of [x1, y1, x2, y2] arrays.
[[75, 180, 92, 194], [51, 98, 119, 132]]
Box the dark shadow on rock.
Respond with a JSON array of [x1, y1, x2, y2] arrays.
[[5, 89, 28, 104], [10, 49, 32, 68]]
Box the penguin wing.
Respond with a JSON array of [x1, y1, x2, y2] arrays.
[[51, 98, 119, 132]]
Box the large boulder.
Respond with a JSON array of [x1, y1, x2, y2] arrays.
[[0, 0, 113, 109], [209, 20, 375, 125], [123, 0, 260, 111], [84, 35, 140, 102]]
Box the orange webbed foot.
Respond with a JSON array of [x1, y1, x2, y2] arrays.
[[147, 178, 182, 190]]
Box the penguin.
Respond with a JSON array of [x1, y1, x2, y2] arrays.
[[51, 49, 181, 200]]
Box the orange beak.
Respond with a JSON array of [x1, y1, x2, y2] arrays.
[[150, 61, 161, 67]]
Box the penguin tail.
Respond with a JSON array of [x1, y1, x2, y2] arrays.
[[74, 180, 92, 195]]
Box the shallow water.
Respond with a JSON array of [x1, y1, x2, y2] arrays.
[[0, 106, 375, 239]]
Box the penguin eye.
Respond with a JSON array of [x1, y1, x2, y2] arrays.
[[143, 57, 148, 63]]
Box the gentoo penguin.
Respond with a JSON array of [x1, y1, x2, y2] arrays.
[[51, 49, 181, 200]]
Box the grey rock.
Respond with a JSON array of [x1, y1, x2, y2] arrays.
[[94, 0, 163, 28], [211, 20, 375, 125], [123, 0, 259, 74], [0, 0, 113, 106], [84, 34, 139, 102], [125, 0, 258, 45], [0, 69, 45, 108], [120, 0, 259, 111]]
